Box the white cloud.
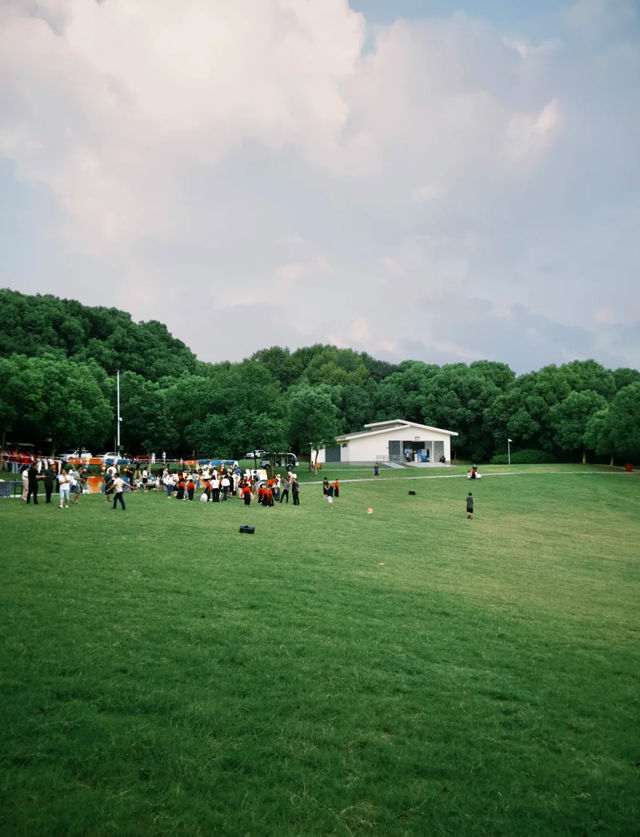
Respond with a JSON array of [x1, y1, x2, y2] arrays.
[[1, 1, 638, 373], [503, 98, 560, 162]]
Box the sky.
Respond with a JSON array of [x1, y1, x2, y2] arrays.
[[1, 0, 639, 375]]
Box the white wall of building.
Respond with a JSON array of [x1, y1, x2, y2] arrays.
[[318, 421, 457, 465]]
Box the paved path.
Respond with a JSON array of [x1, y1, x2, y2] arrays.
[[306, 469, 632, 486]]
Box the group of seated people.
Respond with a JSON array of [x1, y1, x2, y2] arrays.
[[467, 464, 481, 479]]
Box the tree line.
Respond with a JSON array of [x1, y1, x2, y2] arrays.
[[1, 289, 639, 463]]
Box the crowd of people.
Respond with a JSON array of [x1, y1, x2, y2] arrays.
[[14, 457, 88, 507], [102, 461, 302, 509]]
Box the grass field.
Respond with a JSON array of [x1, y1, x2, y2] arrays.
[[1, 465, 639, 835]]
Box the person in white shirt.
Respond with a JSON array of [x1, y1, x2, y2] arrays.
[[68, 467, 80, 505], [112, 475, 126, 510], [58, 468, 71, 509]]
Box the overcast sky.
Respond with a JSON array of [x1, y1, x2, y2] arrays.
[[1, 0, 638, 375]]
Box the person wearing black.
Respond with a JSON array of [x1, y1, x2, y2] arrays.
[[26, 463, 40, 504], [466, 493, 474, 519], [292, 478, 300, 506], [43, 466, 56, 504]]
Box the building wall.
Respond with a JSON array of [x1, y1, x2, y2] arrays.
[[318, 428, 454, 464]]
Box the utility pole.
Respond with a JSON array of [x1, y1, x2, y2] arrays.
[[117, 370, 121, 455]]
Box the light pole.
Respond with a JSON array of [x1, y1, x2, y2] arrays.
[[507, 438, 512, 465]]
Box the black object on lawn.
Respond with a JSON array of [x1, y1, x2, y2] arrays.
[[239, 525, 255, 534]]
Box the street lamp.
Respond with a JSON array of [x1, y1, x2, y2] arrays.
[[507, 438, 512, 466]]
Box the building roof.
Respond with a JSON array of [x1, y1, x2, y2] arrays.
[[336, 419, 458, 442]]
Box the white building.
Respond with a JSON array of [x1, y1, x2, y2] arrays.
[[317, 419, 458, 465]]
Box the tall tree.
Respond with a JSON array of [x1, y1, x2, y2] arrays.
[[549, 390, 609, 462], [287, 384, 338, 463], [597, 383, 640, 463]]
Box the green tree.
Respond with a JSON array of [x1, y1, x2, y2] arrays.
[[23, 355, 112, 452], [287, 384, 338, 464], [598, 383, 640, 463], [549, 390, 609, 462], [0, 355, 46, 449]]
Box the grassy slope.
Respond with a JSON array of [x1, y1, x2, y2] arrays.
[[1, 466, 639, 835]]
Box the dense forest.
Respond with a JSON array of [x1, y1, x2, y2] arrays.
[[1, 289, 639, 464]]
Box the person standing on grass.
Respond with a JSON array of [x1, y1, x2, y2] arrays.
[[112, 475, 126, 511], [466, 492, 474, 519], [21, 464, 29, 501], [68, 466, 80, 505], [333, 479, 340, 498], [44, 464, 56, 504], [280, 476, 290, 503], [374, 464, 379, 478], [241, 480, 252, 506], [327, 481, 334, 509], [292, 478, 300, 506], [58, 468, 71, 509], [26, 462, 40, 504]]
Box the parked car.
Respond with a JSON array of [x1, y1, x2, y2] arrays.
[[60, 449, 92, 461], [245, 449, 265, 459]]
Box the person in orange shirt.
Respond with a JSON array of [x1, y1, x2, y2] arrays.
[[241, 481, 252, 506], [333, 479, 340, 498]]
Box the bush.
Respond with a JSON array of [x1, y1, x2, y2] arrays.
[[490, 449, 557, 465]]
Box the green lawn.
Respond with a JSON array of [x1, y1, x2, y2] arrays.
[[1, 466, 639, 835]]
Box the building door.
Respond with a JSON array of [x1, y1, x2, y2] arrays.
[[325, 445, 341, 463], [388, 440, 401, 462]]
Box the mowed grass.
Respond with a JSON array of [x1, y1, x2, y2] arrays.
[[1, 467, 639, 836]]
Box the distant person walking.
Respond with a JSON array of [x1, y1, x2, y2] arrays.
[[466, 492, 474, 519], [112, 475, 126, 511], [327, 482, 334, 509], [374, 464, 379, 478]]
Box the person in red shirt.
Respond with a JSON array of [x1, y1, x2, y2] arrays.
[[241, 481, 252, 506], [333, 480, 340, 498], [186, 478, 195, 501]]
